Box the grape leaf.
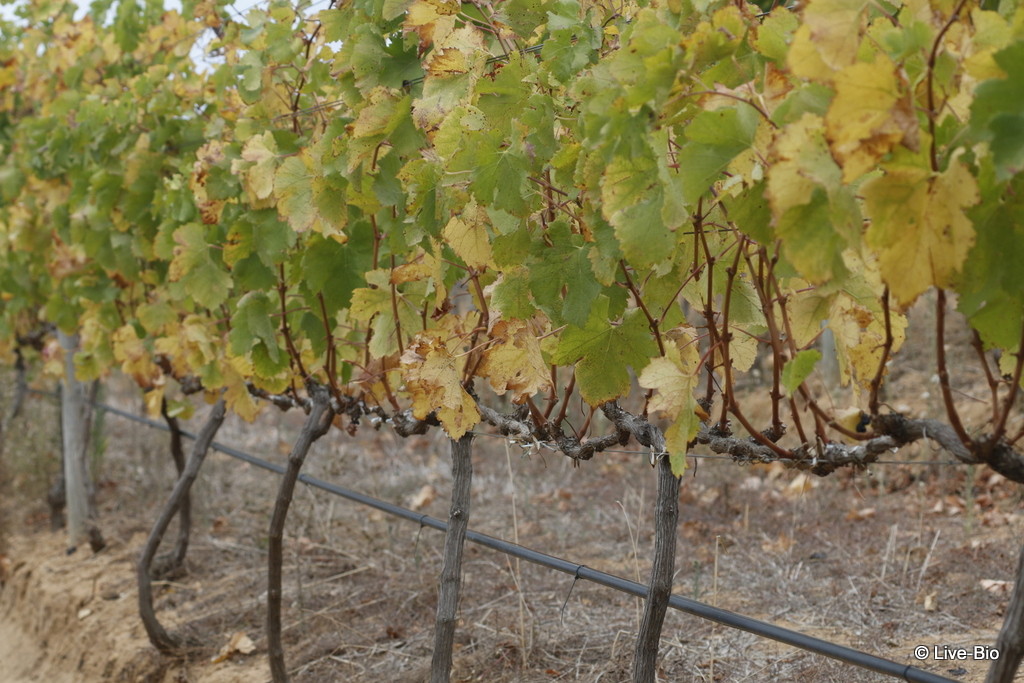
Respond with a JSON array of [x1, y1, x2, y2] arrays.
[[863, 160, 978, 305], [402, 335, 480, 438], [551, 296, 657, 404], [781, 349, 822, 396]]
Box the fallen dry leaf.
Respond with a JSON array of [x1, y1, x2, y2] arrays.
[[408, 484, 437, 511], [762, 533, 795, 554], [784, 473, 815, 498], [846, 507, 876, 521], [980, 580, 1012, 595], [211, 631, 256, 663]]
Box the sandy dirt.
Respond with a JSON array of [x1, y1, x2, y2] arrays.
[[2, 346, 1023, 682]]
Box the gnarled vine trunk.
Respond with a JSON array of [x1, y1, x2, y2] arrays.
[[267, 387, 335, 683], [987, 539, 1024, 683], [633, 455, 680, 683], [431, 433, 474, 683], [137, 399, 226, 654]]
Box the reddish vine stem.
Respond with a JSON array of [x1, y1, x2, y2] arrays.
[[459, 271, 491, 385], [287, 0, 335, 136], [621, 260, 665, 357], [656, 257, 704, 325], [991, 322, 1024, 447], [469, 270, 490, 332], [370, 214, 381, 269], [578, 404, 596, 439], [721, 242, 793, 457], [527, 175, 585, 226], [717, 238, 745, 419], [925, 0, 969, 172], [745, 247, 787, 439], [389, 255, 405, 358], [972, 331, 1001, 417], [553, 373, 576, 429], [317, 292, 340, 395], [695, 220, 734, 429], [868, 287, 893, 417], [525, 395, 548, 434], [543, 366, 559, 418], [278, 264, 308, 381], [379, 371, 402, 412], [694, 205, 721, 412], [666, 88, 776, 128], [768, 266, 829, 441], [936, 289, 974, 448], [543, 168, 556, 224], [788, 396, 809, 446]]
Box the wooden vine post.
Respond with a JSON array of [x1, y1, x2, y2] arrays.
[[57, 330, 95, 552]]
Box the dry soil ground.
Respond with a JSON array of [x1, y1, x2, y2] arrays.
[[1, 360, 1023, 682]]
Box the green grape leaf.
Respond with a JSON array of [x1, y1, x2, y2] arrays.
[[970, 41, 1024, 181], [492, 268, 536, 319], [229, 291, 280, 363], [168, 223, 232, 309], [551, 296, 657, 404], [781, 349, 822, 396], [528, 222, 601, 327]]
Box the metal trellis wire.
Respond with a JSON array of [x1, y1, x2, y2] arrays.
[[31, 390, 958, 683]]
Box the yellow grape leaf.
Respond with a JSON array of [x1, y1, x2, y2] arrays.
[[427, 47, 474, 76], [476, 319, 551, 403], [401, 335, 480, 439], [404, 0, 458, 48], [787, 25, 834, 82], [275, 150, 317, 233], [788, 0, 869, 81], [237, 131, 278, 202], [665, 411, 701, 475], [828, 293, 907, 387], [143, 387, 166, 418], [638, 329, 703, 475], [825, 56, 918, 182], [767, 114, 838, 216], [863, 160, 979, 306], [224, 379, 261, 422], [154, 314, 219, 378], [190, 141, 227, 223], [349, 87, 410, 139], [112, 325, 163, 388], [728, 330, 759, 373], [639, 328, 701, 418], [786, 287, 833, 348], [219, 355, 262, 422], [442, 201, 495, 270]]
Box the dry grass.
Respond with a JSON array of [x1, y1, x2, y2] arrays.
[[1, 300, 1022, 682]]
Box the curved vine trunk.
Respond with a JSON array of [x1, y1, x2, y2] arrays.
[[267, 387, 335, 683], [154, 400, 190, 578], [137, 399, 226, 654], [633, 455, 680, 683], [986, 539, 1024, 682], [430, 433, 474, 683]]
